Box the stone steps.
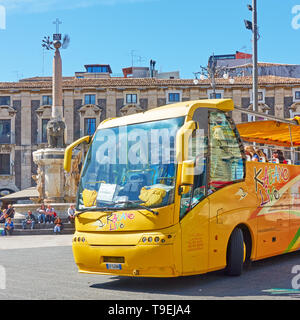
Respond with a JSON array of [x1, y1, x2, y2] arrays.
[[9, 228, 75, 236], [0, 218, 75, 236]]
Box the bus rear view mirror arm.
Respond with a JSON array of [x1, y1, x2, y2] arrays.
[[64, 135, 91, 172], [176, 121, 197, 163]]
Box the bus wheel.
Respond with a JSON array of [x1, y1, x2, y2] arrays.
[[225, 228, 244, 276]]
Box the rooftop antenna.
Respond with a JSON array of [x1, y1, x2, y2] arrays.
[[13, 71, 23, 81], [130, 50, 137, 67], [136, 55, 146, 66]]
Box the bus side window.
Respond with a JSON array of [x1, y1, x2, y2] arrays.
[[209, 112, 244, 193]]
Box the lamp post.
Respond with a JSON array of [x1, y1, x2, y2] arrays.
[[252, 0, 258, 115], [245, 1, 259, 115], [195, 54, 231, 99]]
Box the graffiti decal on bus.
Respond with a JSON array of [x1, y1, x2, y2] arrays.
[[93, 212, 135, 231], [254, 165, 289, 207]]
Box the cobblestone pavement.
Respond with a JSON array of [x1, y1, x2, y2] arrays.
[[0, 235, 299, 300], [0, 234, 73, 250]]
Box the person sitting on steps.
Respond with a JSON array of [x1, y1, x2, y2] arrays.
[[22, 210, 37, 230]]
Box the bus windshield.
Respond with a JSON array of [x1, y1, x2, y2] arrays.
[[77, 117, 185, 211]]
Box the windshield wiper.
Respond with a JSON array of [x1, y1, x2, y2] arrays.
[[111, 200, 159, 216], [75, 207, 114, 216], [76, 201, 159, 216]]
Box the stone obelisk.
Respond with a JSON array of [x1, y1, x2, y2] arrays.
[[52, 41, 63, 120], [46, 39, 66, 149], [32, 24, 79, 206]]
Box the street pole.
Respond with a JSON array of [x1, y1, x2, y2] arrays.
[[209, 54, 216, 99], [252, 0, 258, 115], [211, 68, 216, 99]]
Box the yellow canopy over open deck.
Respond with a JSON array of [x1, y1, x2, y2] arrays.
[[236, 117, 300, 147]]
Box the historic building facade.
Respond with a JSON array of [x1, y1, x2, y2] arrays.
[[1, 73, 300, 194]]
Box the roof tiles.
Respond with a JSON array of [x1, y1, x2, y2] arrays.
[[1, 75, 300, 90]]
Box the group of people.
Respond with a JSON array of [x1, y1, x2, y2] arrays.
[[36, 203, 60, 224], [23, 205, 64, 234], [245, 146, 288, 164], [0, 204, 76, 236]]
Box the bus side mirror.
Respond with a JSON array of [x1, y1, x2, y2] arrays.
[[176, 120, 197, 163], [64, 135, 91, 172], [179, 160, 194, 195], [181, 160, 194, 185]]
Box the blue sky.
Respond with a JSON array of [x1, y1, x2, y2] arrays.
[[0, 0, 300, 81]]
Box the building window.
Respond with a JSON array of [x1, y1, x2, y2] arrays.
[[84, 94, 96, 105], [207, 90, 224, 99], [258, 92, 264, 102], [0, 154, 10, 175], [84, 118, 96, 136], [86, 66, 109, 73], [250, 89, 265, 103], [126, 94, 137, 104], [0, 96, 10, 106], [210, 93, 222, 99], [295, 91, 300, 101], [0, 119, 11, 144], [42, 96, 52, 106], [168, 92, 180, 102], [42, 119, 49, 143]]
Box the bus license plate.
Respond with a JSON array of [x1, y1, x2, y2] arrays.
[[106, 263, 122, 270]]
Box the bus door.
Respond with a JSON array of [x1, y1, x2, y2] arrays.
[[180, 108, 210, 274], [207, 111, 245, 270]]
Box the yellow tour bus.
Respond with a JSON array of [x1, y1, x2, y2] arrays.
[[64, 99, 300, 277]]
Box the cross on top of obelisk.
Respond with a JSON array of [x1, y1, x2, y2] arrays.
[[53, 18, 62, 41], [53, 18, 62, 34]]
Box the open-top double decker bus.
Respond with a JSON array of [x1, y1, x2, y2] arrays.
[[64, 99, 300, 277]]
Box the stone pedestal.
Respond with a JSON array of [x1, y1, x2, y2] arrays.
[[32, 148, 81, 204]]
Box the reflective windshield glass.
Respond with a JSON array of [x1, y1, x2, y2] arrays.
[[77, 117, 185, 211]]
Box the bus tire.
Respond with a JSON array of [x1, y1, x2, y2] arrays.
[[225, 227, 244, 276]]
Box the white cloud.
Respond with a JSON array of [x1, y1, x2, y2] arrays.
[[0, 0, 154, 13]]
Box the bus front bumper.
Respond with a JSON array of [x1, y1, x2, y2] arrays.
[[72, 231, 180, 277]]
